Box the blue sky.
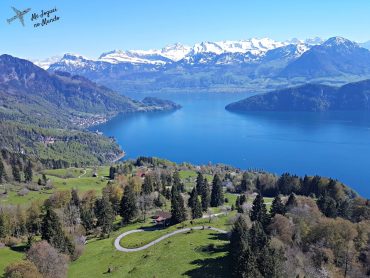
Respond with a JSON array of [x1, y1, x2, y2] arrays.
[[1, 0, 370, 59]]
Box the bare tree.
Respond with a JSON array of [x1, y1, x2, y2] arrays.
[[27, 241, 69, 278]]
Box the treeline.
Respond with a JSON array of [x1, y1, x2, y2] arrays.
[[232, 172, 370, 223], [0, 149, 35, 185], [230, 193, 370, 277]]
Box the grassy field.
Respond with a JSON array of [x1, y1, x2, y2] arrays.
[[69, 215, 233, 278], [0, 166, 110, 206], [119, 214, 234, 249], [0, 247, 24, 276]]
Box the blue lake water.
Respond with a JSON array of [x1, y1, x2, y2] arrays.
[[97, 92, 370, 198]]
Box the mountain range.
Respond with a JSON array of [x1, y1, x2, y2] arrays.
[[31, 37, 370, 93], [225, 79, 370, 112], [0, 54, 180, 165], [0, 54, 180, 128]]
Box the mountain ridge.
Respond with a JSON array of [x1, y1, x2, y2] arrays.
[[225, 79, 370, 112]]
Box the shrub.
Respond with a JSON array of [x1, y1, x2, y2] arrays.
[[4, 260, 42, 278]]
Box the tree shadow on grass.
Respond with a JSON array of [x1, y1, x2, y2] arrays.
[[10, 244, 28, 253], [183, 247, 232, 278]]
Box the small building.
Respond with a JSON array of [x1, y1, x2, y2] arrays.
[[152, 211, 171, 227]]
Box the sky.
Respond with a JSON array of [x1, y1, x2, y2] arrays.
[[1, 0, 370, 60]]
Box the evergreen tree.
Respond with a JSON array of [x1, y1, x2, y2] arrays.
[[317, 193, 338, 218], [80, 208, 95, 232], [24, 160, 33, 183], [109, 166, 116, 180], [0, 157, 5, 183], [71, 189, 80, 208], [165, 188, 171, 200], [189, 188, 203, 219], [301, 175, 311, 195], [41, 208, 74, 255], [250, 194, 270, 229], [230, 216, 262, 278], [94, 195, 115, 235], [256, 177, 262, 192], [210, 174, 224, 207], [249, 222, 269, 252], [154, 193, 164, 208], [173, 171, 184, 192], [142, 175, 154, 194], [201, 178, 210, 211], [285, 193, 298, 210], [240, 172, 249, 192], [170, 185, 186, 225], [270, 195, 286, 217], [12, 164, 21, 183], [258, 247, 284, 278], [42, 174, 48, 185], [235, 195, 247, 213], [337, 199, 351, 219], [196, 172, 205, 194], [119, 185, 138, 224]]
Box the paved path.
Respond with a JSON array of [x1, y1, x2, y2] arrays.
[[114, 226, 227, 252], [202, 212, 226, 219], [78, 169, 87, 178]]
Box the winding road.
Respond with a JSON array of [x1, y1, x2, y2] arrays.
[[114, 226, 228, 252]]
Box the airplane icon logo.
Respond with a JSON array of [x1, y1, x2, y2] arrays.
[[7, 7, 31, 26]]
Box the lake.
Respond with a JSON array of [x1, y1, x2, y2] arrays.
[[97, 92, 370, 198]]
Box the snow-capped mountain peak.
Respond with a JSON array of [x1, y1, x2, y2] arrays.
[[31, 55, 62, 70], [322, 36, 359, 49], [160, 43, 191, 61]]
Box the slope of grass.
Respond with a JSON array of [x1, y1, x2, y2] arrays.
[[0, 167, 110, 206], [69, 216, 232, 278], [0, 247, 24, 277]]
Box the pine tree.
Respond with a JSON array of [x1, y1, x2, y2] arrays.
[[142, 175, 154, 194], [80, 208, 95, 232], [317, 193, 338, 218], [71, 189, 80, 208], [236, 195, 247, 213], [201, 178, 210, 211], [250, 194, 270, 229], [173, 171, 184, 192], [94, 195, 115, 235], [249, 222, 269, 252], [240, 172, 249, 192], [24, 160, 33, 183], [12, 165, 21, 183], [109, 166, 117, 180], [170, 185, 186, 225], [119, 185, 138, 224], [230, 216, 262, 278], [196, 172, 204, 194], [0, 157, 5, 183], [189, 188, 202, 219], [210, 174, 224, 207], [256, 177, 262, 192], [42, 174, 48, 185], [258, 246, 284, 278], [270, 195, 286, 217], [41, 208, 74, 254], [285, 193, 298, 210]]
